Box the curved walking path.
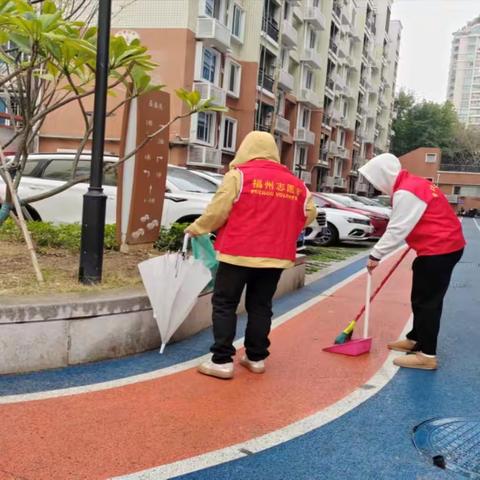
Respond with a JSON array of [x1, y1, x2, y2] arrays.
[[1, 220, 478, 480]]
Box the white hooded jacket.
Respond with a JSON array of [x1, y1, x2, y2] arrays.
[[359, 153, 427, 260]]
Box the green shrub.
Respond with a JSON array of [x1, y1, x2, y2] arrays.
[[0, 219, 118, 251], [154, 223, 189, 252]]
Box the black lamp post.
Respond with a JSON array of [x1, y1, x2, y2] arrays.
[[79, 0, 112, 284]]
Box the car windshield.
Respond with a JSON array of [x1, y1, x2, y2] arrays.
[[167, 167, 217, 193], [313, 196, 329, 208], [351, 195, 380, 206], [324, 194, 356, 207]]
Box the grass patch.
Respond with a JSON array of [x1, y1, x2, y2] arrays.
[[305, 244, 369, 274]]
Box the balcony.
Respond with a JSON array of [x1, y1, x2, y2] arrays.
[[262, 16, 280, 43], [329, 38, 339, 57], [325, 176, 335, 187], [304, 4, 326, 30], [333, 73, 347, 92], [326, 76, 335, 93], [257, 69, 275, 93], [328, 140, 339, 155], [334, 177, 346, 188], [298, 88, 321, 108], [196, 17, 231, 52], [337, 145, 351, 159], [278, 69, 294, 91], [275, 116, 291, 136], [193, 82, 226, 108], [294, 127, 315, 145], [332, 2, 341, 22], [300, 171, 312, 184], [300, 47, 322, 69], [187, 145, 222, 169], [282, 21, 298, 48]]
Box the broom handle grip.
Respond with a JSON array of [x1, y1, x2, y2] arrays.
[[363, 272, 372, 338], [355, 248, 411, 322]]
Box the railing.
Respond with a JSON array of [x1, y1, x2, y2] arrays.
[[275, 116, 291, 136], [262, 16, 279, 42], [193, 82, 226, 107], [440, 164, 480, 173], [257, 69, 275, 92]]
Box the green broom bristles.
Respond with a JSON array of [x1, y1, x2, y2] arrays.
[[334, 320, 356, 344]]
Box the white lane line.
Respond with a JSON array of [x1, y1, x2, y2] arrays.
[[473, 218, 480, 233], [114, 319, 412, 480], [0, 247, 409, 405]]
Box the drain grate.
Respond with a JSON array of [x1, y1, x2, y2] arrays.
[[413, 417, 480, 478]]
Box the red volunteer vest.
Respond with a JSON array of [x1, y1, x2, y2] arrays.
[[393, 170, 465, 256], [215, 160, 308, 261]]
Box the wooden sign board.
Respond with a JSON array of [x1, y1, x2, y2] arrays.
[[116, 90, 170, 250]]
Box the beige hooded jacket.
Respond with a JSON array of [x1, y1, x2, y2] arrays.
[[187, 131, 317, 268]]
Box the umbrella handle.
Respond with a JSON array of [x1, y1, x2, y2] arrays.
[[182, 234, 190, 254]]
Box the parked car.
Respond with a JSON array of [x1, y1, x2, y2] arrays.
[[305, 195, 373, 246], [191, 169, 224, 184], [344, 193, 392, 212], [314, 193, 388, 239], [0, 154, 215, 227], [324, 193, 391, 217], [373, 195, 392, 207]]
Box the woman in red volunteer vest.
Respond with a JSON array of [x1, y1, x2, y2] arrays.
[[359, 153, 465, 370], [186, 132, 317, 380]]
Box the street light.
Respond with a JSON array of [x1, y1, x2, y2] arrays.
[[79, 0, 112, 284]]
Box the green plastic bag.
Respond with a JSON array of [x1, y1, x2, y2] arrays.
[[191, 235, 218, 291]]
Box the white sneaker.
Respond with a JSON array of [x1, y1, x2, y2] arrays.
[[240, 355, 266, 374], [197, 359, 234, 379]]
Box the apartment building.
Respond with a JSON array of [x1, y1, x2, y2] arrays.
[[38, 0, 401, 194], [447, 15, 480, 127]]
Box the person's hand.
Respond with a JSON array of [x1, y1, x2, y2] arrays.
[[367, 257, 379, 273], [184, 226, 199, 238]]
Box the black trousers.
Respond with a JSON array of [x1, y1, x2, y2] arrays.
[[210, 262, 283, 364], [406, 249, 463, 355]]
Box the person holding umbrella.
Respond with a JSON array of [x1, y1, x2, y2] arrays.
[[186, 131, 317, 379], [359, 153, 465, 370]]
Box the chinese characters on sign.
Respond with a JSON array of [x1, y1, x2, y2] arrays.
[[250, 178, 303, 201], [116, 91, 170, 249]]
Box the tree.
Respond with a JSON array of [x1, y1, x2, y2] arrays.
[[0, 0, 224, 283], [391, 90, 459, 158]]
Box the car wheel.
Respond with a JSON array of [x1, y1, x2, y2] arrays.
[[313, 222, 339, 247]]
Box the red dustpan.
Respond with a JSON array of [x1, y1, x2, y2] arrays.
[[324, 273, 373, 356]]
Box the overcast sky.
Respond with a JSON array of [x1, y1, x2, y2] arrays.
[[391, 0, 479, 103]]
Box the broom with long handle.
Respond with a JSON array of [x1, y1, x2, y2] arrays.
[[334, 247, 412, 345]]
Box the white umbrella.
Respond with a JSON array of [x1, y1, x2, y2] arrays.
[[138, 235, 212, 353]]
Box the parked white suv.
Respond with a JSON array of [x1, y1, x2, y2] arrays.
[[0, 154, 214, 226], [305, 204, 374, 246]]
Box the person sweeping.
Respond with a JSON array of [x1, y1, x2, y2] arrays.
[[186, 131, 317, 379], [359, 153, 465, 370]]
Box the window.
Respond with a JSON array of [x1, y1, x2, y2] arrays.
[[204, 0, 221, 19], [458, 185, 480, 197], [308, 27, 317, 50], [295, 146, 308, 167], [304, 67, 314, 90], [201, 47, 220, 83], [453, 186, 461, 195], [231, 3, 245, 42], [300, 106, 311, 129], [224, 59, 241, 97], [196, 112, 215, 145], [425, 153, 437, 164], [42, 159, 117, 185], [23, 159, 42, 177], [221, 116, 237, 152], [334, 158, 343, 177]]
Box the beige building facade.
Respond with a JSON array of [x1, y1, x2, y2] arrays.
[[39, 0, 402, 193]]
